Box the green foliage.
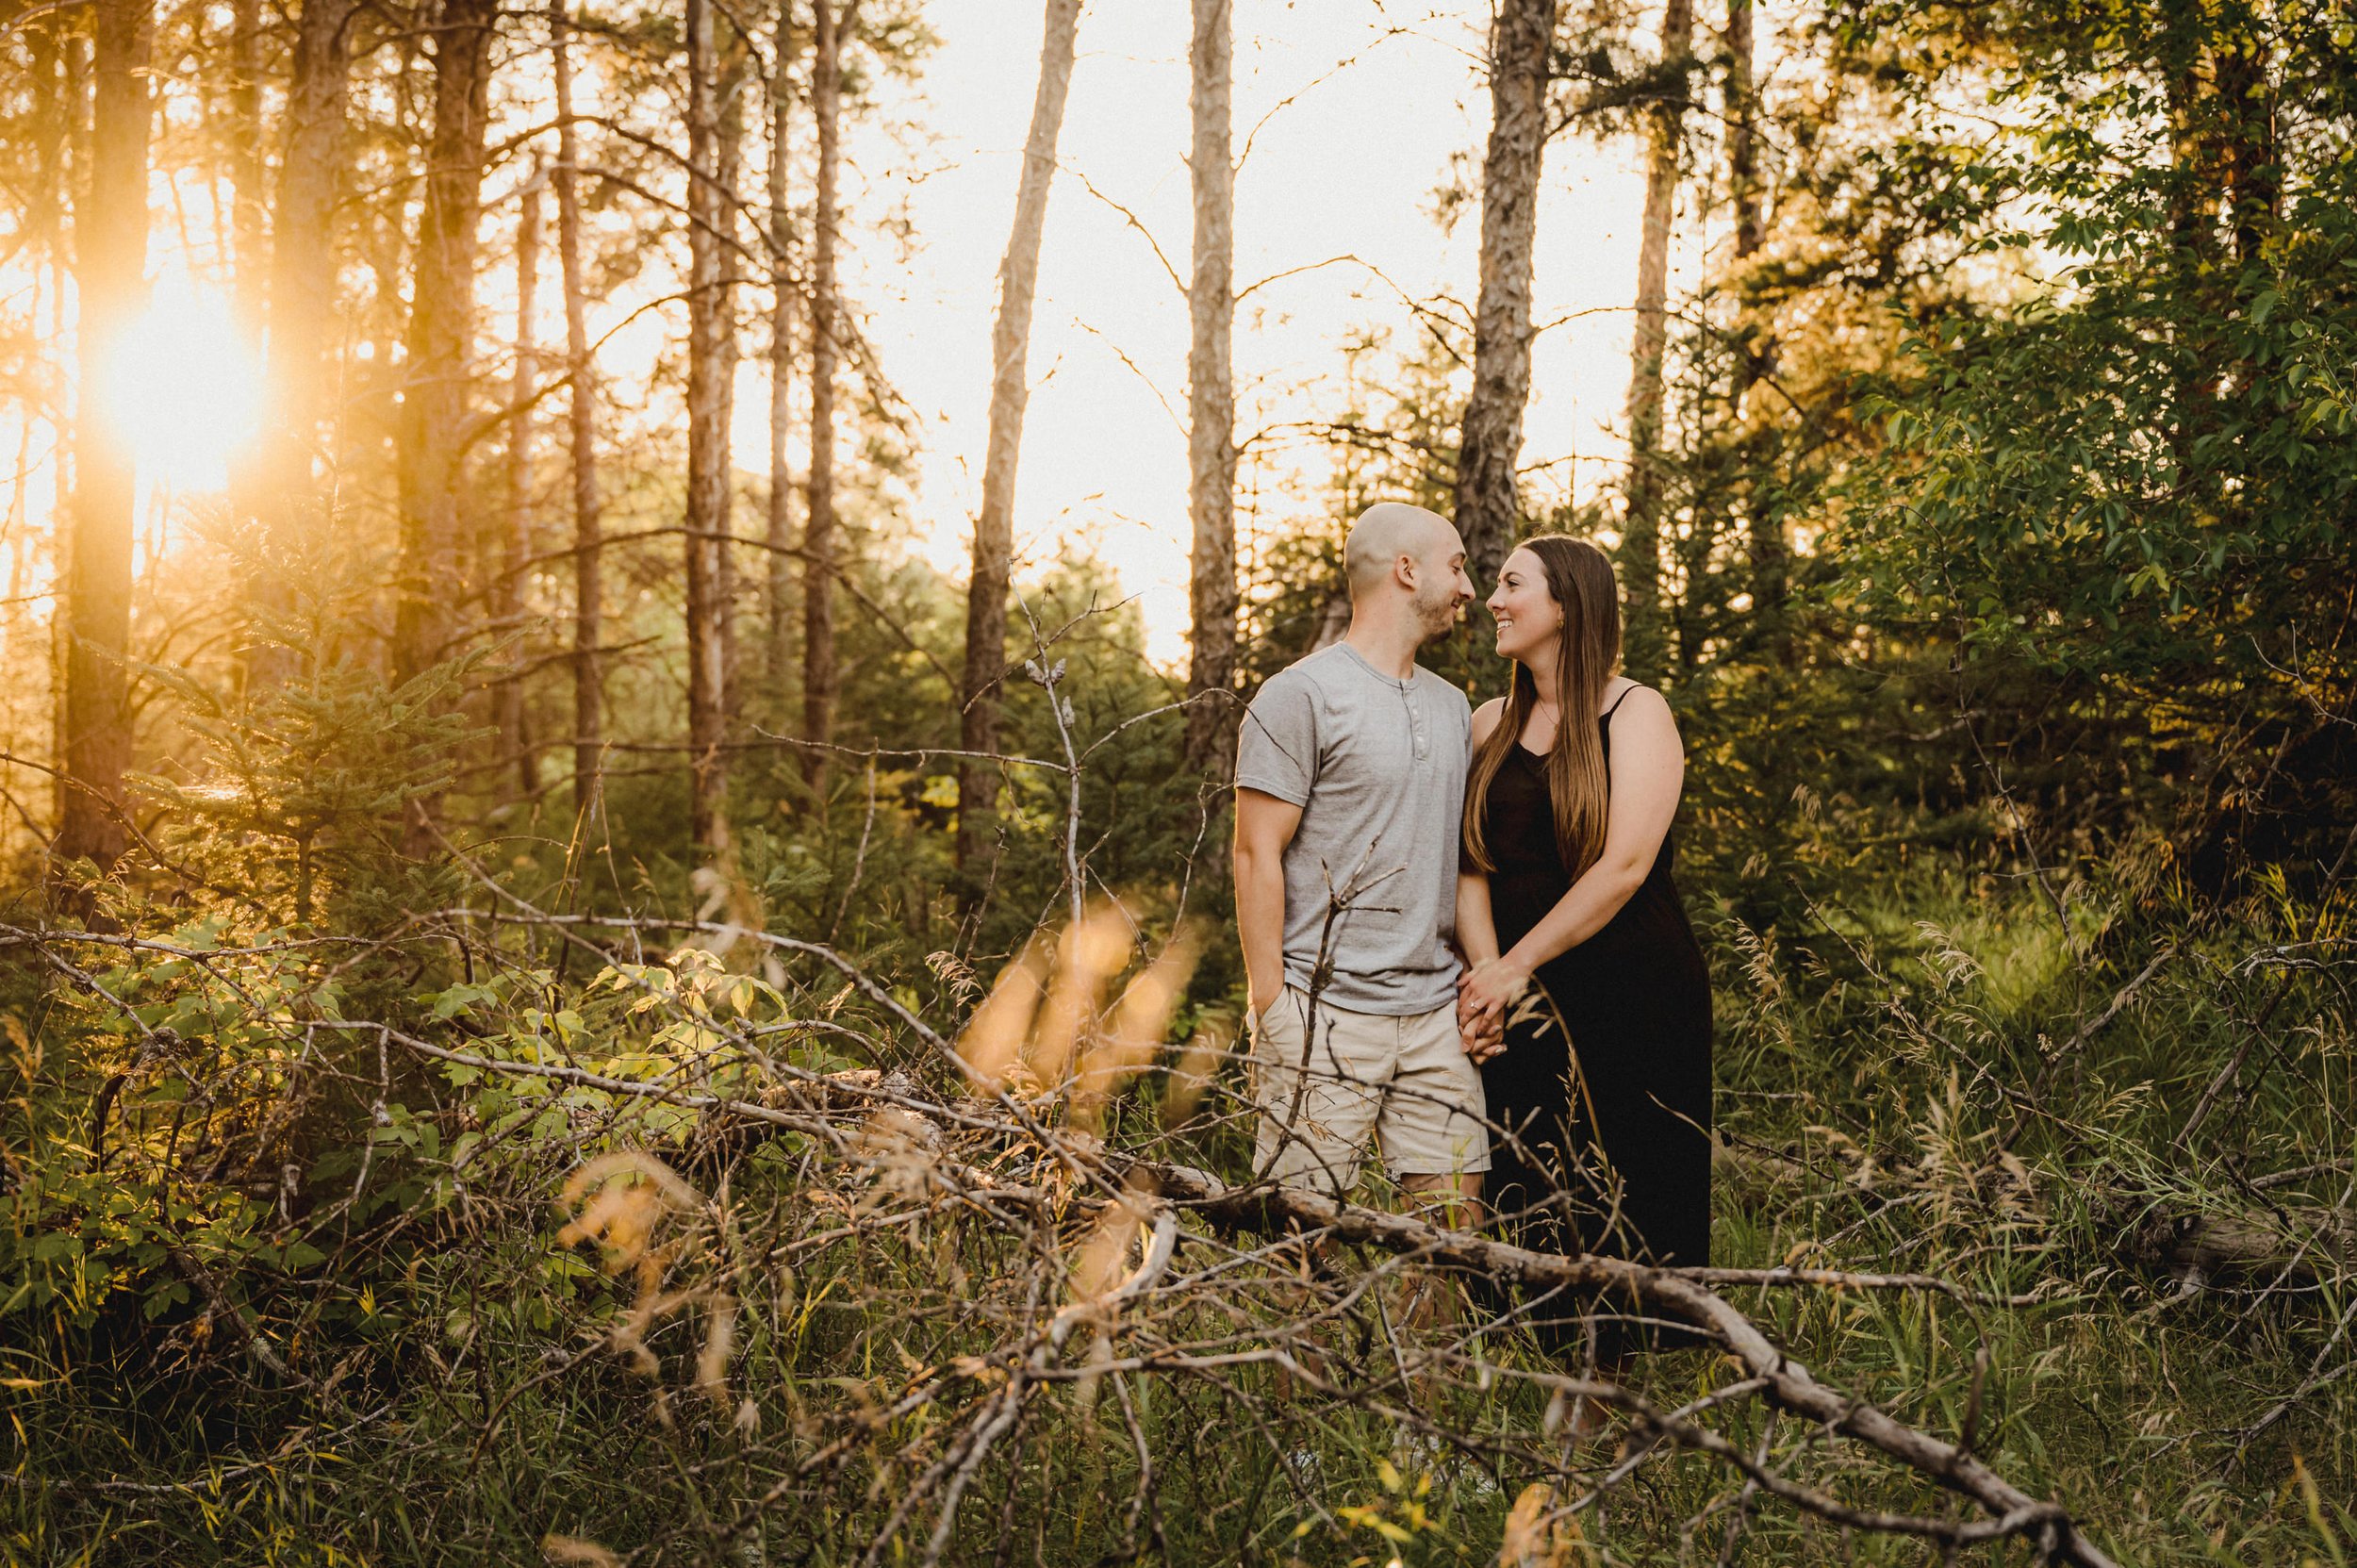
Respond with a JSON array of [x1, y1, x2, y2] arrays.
[[134, 655, 482, 933], [1830, 0, 2357, 872]]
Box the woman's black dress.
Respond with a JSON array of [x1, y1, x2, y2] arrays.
[[1475, 687, 1713, 1355]]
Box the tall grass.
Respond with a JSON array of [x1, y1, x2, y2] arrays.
[[3, 859, 2352, 1566]]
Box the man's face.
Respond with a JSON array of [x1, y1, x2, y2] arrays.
[[1409, 525, 1477, 642]]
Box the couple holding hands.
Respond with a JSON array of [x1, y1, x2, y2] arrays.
[[1231, 503, 1712, 1362]]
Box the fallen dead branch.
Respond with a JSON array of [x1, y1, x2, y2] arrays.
[[2120, 1197, 2357, 1290], [366, 1022, 2123, 1567], [11, 906, 2157, 1564]]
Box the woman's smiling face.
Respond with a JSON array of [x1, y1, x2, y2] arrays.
[[1487, 547, 1558, 663]]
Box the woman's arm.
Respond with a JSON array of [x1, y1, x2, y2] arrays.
[[1457, 871, 1501, 969], [1460, 687, 1684, 1026], [1457, 870, 1505, 1058], [1456, 697, 1508, 1053]]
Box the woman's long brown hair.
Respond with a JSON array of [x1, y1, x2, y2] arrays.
[[1462, 536, 1622, 877]]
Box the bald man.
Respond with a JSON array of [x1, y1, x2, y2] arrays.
[[1231, 503, 1487, 1211]]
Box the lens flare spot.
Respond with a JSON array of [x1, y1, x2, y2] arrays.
[[103, 270, 263, 496]]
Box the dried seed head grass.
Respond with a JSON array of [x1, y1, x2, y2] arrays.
[[1072, 923, 1203, 1134], [558, 1152, 716, 1379], [541, 1533, 623, 1568], [956, 935, 1048, 1092], [1499, 1481, 1587, 1567], [1029, 902, 1134, 1091], [1161, 1015, 1230, 1127]]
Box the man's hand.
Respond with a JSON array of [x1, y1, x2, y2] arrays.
[[1459, 1006, 1507, 1065]]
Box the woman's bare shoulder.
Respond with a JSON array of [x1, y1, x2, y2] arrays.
[[1605, 677, 1673, 715], [1607, 682, 1681, 752], [1470, 696, 1508, 742]]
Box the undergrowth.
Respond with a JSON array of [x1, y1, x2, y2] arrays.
[[1, 847, 2349, 1565]]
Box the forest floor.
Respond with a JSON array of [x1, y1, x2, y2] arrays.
[[4, 868, 2353, 1566]]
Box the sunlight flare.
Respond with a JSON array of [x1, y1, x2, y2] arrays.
[[103, 269, 263, 496]]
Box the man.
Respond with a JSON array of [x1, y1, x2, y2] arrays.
[[1232, 502, 1486, 1212]]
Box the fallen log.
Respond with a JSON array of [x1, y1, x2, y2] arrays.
[[2119, 1200, 2356, 1289]]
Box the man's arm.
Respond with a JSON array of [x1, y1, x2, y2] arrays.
[[1232, 786, 1304, 1017]]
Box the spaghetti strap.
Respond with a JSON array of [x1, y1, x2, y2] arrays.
[[1601, 683, 1643, 724]]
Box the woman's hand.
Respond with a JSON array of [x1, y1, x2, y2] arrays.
[[1458, 955, 1531, 1040]]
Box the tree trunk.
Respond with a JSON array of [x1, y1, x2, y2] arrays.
[[1618, 0, 1692, 683], [497, 169, 542, 801], [1725, 0, 1783, 649], [1451, 0, 1557, 590], [552, 0, 602, 806], [2216, 27, 2275, 271], [765, 1, 799, 710], [1180, 0, 1240, 797], [684, 0, 733, 853], [244, 0, 357, 694], [392, 0, 497, 695], [56, 0, 154, 869], [956, 0, 1080, 870], [716, 49, 749, 730], [800, 0, 856, 784], [227, 0, 265, 334]]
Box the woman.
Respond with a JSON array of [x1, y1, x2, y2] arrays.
[[1455, 536, 1712, 1366]]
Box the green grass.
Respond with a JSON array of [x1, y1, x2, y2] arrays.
[[5, 867, 2354, 1566]]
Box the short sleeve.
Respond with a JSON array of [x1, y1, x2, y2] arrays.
[[1233, 671, 1318, 806]]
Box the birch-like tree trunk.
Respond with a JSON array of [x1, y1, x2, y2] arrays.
[[764, 3, 799, 707], [955, 0, 1080, 870], [392, 0, 497, 694], [715, 51, 748, 726], [56, 0, 154, 868], [1451, 0, 1558, 590], [1618, 0, 1692, 682], [684, 0, 733, 852], [552, 1, 602, 805], [800, 0, 856, 784], [1180, 0, 1239, 791], [497, 169, 542, 800]]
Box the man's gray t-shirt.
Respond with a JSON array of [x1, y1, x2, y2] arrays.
[[1233, 642, 1471, 1015]]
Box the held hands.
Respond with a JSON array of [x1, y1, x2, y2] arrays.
[[1457, 955, 1530, 1065]]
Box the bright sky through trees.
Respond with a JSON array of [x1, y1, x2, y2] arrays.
[[827, 3, 1694, 661], [84, 3, 1713, 663]]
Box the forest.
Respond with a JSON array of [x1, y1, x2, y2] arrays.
[[2, 0, 2354, 1561]]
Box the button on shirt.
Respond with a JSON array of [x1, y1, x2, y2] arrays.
[[1232, 642, 1473, 1016]]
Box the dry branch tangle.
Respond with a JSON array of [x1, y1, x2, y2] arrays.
[[517, 1045, 2124, 1567], [1121, 1160, 2119, 1568], [23, 914, 2120, 1562]]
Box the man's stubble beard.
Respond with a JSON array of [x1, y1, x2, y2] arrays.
[[1412, 584, 1462, 645]]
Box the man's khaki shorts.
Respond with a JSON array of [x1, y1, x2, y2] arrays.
[[1248, 985, 1490, 1194]]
